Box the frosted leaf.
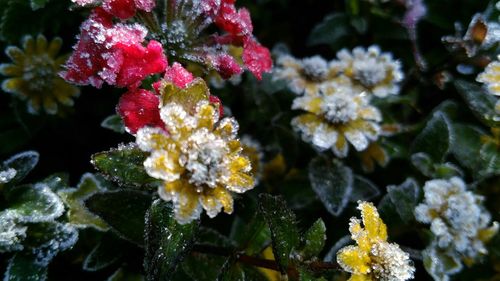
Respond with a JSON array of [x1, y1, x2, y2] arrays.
[[4, 252, 48, 281], [0, 168, 17, 184], [3, 151, 39, 184], [6, 183, 65, 223], [0, 213, 27, 253], [27, 222, 79, 266]]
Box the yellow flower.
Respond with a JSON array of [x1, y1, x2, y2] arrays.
[[478, 56, 500, 96], [136, 79, 255, 224], [274, 54, 339, 95], [291, 83, 382, 158], [337, 201, 415, 281], [0, 34, 80, 114]]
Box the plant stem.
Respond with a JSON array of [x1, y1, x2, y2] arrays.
[[192, 244, 341, 274]]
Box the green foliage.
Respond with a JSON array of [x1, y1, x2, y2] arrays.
[[300, 219, 326, 259], [85, 190, 152, 245], [4, 252, 48, 281], [411, 112, 451, 163], [144, 200, 199, 281], [91, 145, 160, 189], [454, 80, 500, 128], [101, 114, 126, 134], [385, 178, 420, 223]]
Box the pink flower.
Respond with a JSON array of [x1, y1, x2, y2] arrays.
[[62, 8, 167, 89], [164, 62, 195, 88], [242, 38, 272, 80], [211, 54, 243, 79], [72, 0, 156, 20], [215, 2, 253, 40], [117, 89, 164, 134]]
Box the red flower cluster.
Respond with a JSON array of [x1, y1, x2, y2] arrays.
[[61, 8, 167, 88], [72, 0, 155, 19]]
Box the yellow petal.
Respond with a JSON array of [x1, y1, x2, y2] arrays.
[[36, 34, 48, 54], [215, 118, 238, 140], [337, 245, 371, 274], [2, 78, 26, 95], [22, 35, 35, 55], [5, 46, 26, 65], [196, 102, 218, 129], [359, 202, 387, 241], [43, 96, 58, 115], [47, 37, 63, 58], [348, 274, 372, 281], [0, 63, 22, 76]]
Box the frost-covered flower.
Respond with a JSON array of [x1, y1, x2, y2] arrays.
[[477, 56, 500, 114], [415, 177, 499, 262], [274, 54, 339, 95], [136, 79, 255, 224], [61, 8, 167, 89], [0, 35, 80, 115], [332, 46, 403, 98], [72, 0, 156, 20], [337, 201, 415, 281], [291, 83, 382, 158]]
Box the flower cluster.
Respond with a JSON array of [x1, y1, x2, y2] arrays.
[[275, 46, 403, 98], [415, 177, 499, 265], [0, 35, 80, 114], [337, 201, 415, 281], [477, 55, 500, 113], [135, 78, 255, 224], [291, 83, 382, 158]]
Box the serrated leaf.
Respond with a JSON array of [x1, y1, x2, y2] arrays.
[[85, 190, 152, 245], [23, 222, 78, 266], [411, 112, 451, 163], [4, 252, 47, 281], [349, 176, 380, 202], [91, 144, 159, 188], [4, 183, 64, 223], [101, 114, 126, 134], [386, 178, 420, 223], [258, 194, 300, 273], [58, 173, 109, 231], [2, 151, 39, 184], [300, 219, 326, 259], [308, 157, 353, 216], [308, 13, 351, 46], [145, 200, 199, 281], [454, 79, 500, 127], [84, 233, 126, 271], [107, 268, 144, 281]]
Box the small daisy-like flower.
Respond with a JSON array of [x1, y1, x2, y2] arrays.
[[477, 56, 500, 114], [0, 35, 80, 114], [291, 83, 382, 158], [337, 201, 415, 281], [136, 79, 255, 224], [274, 54, 338, 95], [332, 46, 403, 98], [415, 177, 499, 262]]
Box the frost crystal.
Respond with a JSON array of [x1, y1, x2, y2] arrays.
[[0, 213, 27, 252], [370, 242, 415, 281], [415, 177, 499, 261], [291, 84, 381, 157], [332, 46, 403, 97], [0, 168, 17, 184]]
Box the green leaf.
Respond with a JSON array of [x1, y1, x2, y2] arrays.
[[454, 79, 500, 127], [23, 222, 78, 265], [4, 252, 47, 281], [101, 114, 126, 134], [230, 214, 271, 256], [308, 13, 351, 46], [58, 173, 109, 231], [85, 190, 152, 245], [2, 151, 39, 185], [411, 112, 451, 163], [4, 183, 64, 223], [107, 268, 144, 281], [349, 176, 380, 202], [299, 268, 327, 281], [145, 199, 199, 281], [308, 157, 353, 216], [386, 178, 420, 223], [41, 173, 70, 192], [450, 124, 484, 174], [422, 246, 462, 281], [182, 253, 227, 281], [411, 152, 434, 177], [30, 0, 50, 10], [91, 144, 160, 188], [479, 142, 500, 177], [300, 219, 326, 259], [83, 233, 126, 271], [258, 194, 300, 273]]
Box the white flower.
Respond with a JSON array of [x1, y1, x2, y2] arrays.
[[331, 45, 403, 98]]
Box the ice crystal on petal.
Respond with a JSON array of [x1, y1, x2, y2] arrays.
[[337, 201, 415, 281], [415, 177, 499, 262], [332, 45, 403, 98], [274, 54, 338, 95], [0, 35, 80, 115], [291, 84, 381, 157], [136, 81, 254, 224], [477, 55, 500, 96], [0, 168, 17, 184]]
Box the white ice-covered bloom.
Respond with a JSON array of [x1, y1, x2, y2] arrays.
[[273, 54, 339, 95], [477, 56, 500, 113], [136, 84, 255, 224], [291, 83, 381, 158], [331, 46, 403, 98], [415, 177, 498, 261]]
